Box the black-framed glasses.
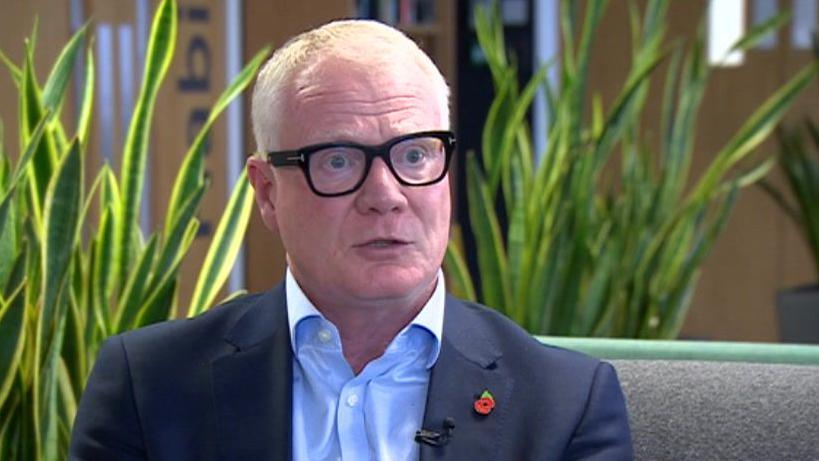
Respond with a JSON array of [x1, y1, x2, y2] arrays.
[[264, 130, 456, 197]]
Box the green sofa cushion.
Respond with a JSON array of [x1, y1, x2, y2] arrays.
[[537, 336, 819, 365]]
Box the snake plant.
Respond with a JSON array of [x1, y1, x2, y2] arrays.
[[0, 1, 269, 458]]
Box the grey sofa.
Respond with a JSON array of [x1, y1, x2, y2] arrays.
[[540, 337, 819, 460]]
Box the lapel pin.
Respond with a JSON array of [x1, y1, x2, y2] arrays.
[[473, 390, 495, 415]]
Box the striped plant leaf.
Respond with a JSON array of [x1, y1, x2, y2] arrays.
[[134, 278, 178, 328], [152, 183, 206, 280], [165, 46, 270, 232], [465, 153, 510, 312], [0, 193, 16, 289], [62, 265, 85, 404], [113, 234, 158, 333], [188, 172, 254, 317], [443, 227, 477, 301], [42, 23, 89, 112], [77, 44, 95, 148], [5, 109, 53, 206], [40, 139, 82, 358], [90, 205, 115, 337], [117, 0, 176, 284], [56, 358, 77, 444], [0, 280, 26, 410], [38, 293, 69, 461], [216, 289, 249, 306], [20, 43, 58, 210], [135, 221, 199, 325]]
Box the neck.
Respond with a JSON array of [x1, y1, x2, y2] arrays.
[[303, 278, 438, 375]]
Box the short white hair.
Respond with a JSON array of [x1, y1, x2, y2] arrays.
[[251, 19, 450, 154]]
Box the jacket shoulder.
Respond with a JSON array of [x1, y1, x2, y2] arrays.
[[448, 296, 602, 375], [118, 290, 269, 363]]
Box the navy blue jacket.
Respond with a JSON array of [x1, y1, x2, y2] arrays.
[[70, 282, 633, 460]]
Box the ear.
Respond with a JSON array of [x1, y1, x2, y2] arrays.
[[246, 156, 279, 233]]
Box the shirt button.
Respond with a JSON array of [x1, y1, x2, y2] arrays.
[[317, 329, 332, 343], [346, 393, 359, 407]]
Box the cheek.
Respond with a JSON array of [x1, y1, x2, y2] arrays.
[[419, 185, 451, 249], [274, 175, 337, 252]]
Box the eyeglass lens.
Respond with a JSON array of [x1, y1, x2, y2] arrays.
[[307, 136, 447, 195]]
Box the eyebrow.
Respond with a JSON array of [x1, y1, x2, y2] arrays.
[[301, 127, 362, 145]]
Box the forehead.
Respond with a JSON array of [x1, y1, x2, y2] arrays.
[[280, 56, 446, 147]]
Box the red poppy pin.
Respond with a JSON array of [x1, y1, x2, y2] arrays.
[[473, 390, 495, 415]]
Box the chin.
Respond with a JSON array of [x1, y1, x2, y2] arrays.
[[349, 267, 433, 301]]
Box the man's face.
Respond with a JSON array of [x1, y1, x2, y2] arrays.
[[250, 56, 451, 309]]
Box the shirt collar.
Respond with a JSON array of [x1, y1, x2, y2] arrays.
[[285, 268, 445, 368]]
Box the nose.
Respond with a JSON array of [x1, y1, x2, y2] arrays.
[[354, 158, 408, 214]]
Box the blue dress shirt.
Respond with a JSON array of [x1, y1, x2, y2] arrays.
[[286, 269, 445, 461]]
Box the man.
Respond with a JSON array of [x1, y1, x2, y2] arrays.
[[71, 20, 632, 460]]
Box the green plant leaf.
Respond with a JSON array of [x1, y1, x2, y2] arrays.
[[216, 290, 248, 305], [135, 278, 178, 327], [0, 49, 21, 86], [594, 46, 667, 165], [443, 226, 477, 301], [136, 222, 199, 325], [164, 45, 271, 234], [6, 109, 54, 205], [490, 64, 550, 194], [38, 293, 70, 461], [0, 193, 17, 289], [62, 273, 85, 405], [117, 0, 177, 284], [0, 281, 26, 409], [480, 71, 515, 189], [728, 10, 790, 54], [42, 22, 89, 112], [188, 172, 254, 317], [693, 64, 817, 205], [56, 358, 77, 442], [40, 139, 82, 355], [465, 154, 510, 311], [90, 205, 115, 337], [114, 234, 158, 333], [153, 183, 206, 280], [506, 154, 527, 322], [23, 216, 42, 311], [20, 42, 58, 211], [77, 43, 95, 148]]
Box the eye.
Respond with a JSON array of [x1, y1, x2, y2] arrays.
[[395, 145, 434, 168], [312, 148, 361, 173], [328, 154, 350, 170], [402, 148, 426, 165]]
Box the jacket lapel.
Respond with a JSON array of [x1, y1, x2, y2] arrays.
[[211, 283, 292, 461], [420, 295, 513, 460]]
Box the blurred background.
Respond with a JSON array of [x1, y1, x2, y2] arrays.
[[1, 0, 817, 343]]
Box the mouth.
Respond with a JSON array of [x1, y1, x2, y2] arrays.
[[356, 238, 411, 248]]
